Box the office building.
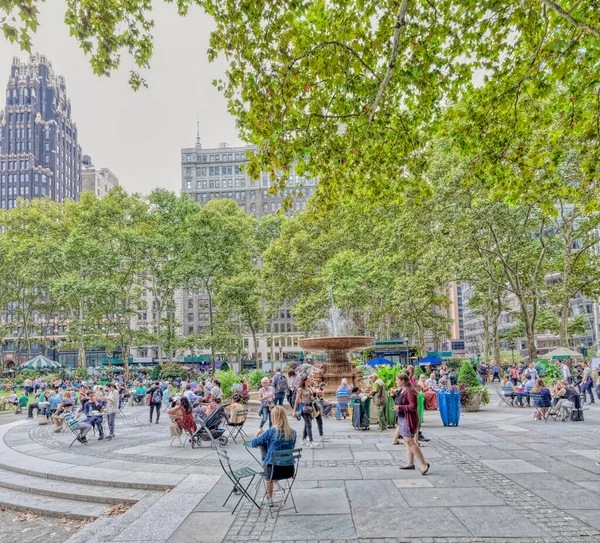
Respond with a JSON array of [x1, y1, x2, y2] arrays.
[[81, 155, 119, 198], [0, 54, 82, 206], [180, 140, 315, 218], [178, 138, 317, 365]]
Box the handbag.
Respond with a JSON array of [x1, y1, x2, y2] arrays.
[[302, 403, 313, 415], [37, 415, 48, 425]]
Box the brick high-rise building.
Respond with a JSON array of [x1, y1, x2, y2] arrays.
[[0, 54, 82, 206]]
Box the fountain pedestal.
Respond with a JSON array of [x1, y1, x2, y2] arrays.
[[298, 336, 374, 395]]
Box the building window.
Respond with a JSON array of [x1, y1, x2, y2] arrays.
[[186, 180, 191, 190], [185, 154, 192, 162]]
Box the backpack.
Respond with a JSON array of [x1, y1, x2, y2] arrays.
[[152, 388, 162, 404], [275, 374, 288, 393]]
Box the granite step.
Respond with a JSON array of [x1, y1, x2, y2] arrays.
[[0, 487, 108, 520], [0, 467, 153, 505]]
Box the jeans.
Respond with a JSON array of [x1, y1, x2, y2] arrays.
[[301, 413, 313, 441], [315, 413, 323, 437], [259, 405, 272, 429], [336, 401, 348, 419], [516, 392, 530, 406], [106, 413, 116, 436], [581, 382, 595, 403], [274, 392, 285, 406], [28, 403, 39, 418], [25, 386, 32, 396], [149, 402, 161, 422], [319, 401, 333, 417]]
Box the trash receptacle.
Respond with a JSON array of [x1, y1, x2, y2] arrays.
[[437, 389, 461, 427], [385, 393, 396, 428]]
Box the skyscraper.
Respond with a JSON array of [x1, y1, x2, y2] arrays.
[[0, 54, 82, 207]]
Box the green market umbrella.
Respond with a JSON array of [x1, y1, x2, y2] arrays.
[[17, 355, 62, 371]]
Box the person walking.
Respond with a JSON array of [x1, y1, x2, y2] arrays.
[[369, 373, 387, 431], [147, 381, 163, 424], [394, 373, 429, 475], [293, 375, 320, 448], [272, 368, 288, 406], [492, 364, 501, 382], [258, 377, 274, 429], [580, 367, 595, 404]]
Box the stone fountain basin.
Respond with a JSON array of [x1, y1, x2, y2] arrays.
[[298, 336, 374, 352]]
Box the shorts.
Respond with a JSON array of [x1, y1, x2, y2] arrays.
[[264, 464, 294, 481], [397, 417, 414, 438]]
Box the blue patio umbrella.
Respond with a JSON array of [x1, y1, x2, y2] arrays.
[[417, 355, 443, 365], [367, 357, 395, 367]]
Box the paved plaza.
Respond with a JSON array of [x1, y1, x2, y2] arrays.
[[1, 394, 600, 543]]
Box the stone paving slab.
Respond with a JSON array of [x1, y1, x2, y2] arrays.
[[167, 511, 236, 543], [450, 506, 547, 538], [273, 514, 357, 541], [398, 486, 505, 507]]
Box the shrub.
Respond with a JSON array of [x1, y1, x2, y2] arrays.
[[375, 365, 404, 389], [161, 363, 189, 381], [413, 365, 424, 380], [248, 368, 267, 389], [458, 360, 479, 388], [219, 361, 230, 372], [74, 367, 89, 380], [214, 370, 241, 398], [150, 364, 162, 381]]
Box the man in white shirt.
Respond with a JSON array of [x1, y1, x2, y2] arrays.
[[103, 383, 120, 441], [561, 362, 572, 384]]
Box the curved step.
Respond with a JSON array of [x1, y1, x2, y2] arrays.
[[0, 467, 152, 504], [0, 487, 108, 520], [0, 420, 185, 491]]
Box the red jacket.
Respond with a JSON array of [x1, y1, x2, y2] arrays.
[[397, 387, 419, 435]]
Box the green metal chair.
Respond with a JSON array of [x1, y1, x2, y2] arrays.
[[217, 448, 263, 514]]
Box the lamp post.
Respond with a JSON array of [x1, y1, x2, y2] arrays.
[[508, 341, 515, 364]]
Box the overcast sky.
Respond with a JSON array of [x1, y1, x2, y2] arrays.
[[0, 1, 243, 194]]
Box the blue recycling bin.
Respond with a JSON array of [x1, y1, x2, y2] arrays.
[[437, 389, 460, 427]]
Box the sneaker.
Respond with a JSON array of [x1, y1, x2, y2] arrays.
[[155, 421, 159, 424], [53, 428, 61, 433], [418, 434, 430, 442], [301, 439, 308, 446], [98, 436, 104, 441], [106, 435, 113, 441], [309, 441, 321, 448]]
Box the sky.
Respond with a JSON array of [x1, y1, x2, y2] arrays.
[[0, 1, 243, 194]]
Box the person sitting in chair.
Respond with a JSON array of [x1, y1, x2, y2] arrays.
[[251, 405, 297, 507], [227, 394, 245, 424], [2, 392, 19, 410]]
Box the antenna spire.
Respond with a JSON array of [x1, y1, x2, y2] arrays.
[[195, 115, 202, 149]]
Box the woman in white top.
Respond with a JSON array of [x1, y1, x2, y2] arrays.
[[258, 377, 274, 429]]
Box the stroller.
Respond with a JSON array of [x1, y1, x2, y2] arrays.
[[191, 404, 229, 449]]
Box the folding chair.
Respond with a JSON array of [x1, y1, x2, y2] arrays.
[[217, 448, 263, 514], [258, 449, 302, 516], [68, 424, 89, 448], [226, 405, 249, 444], [496, 389, 511, 407], [529, 393, 549, 422]]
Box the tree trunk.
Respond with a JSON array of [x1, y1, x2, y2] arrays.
[[207, 288, 215, 374], [482, 314, 490, 363], [250, 324, 259, 369], [416, 321, 426, 359], [559, 230, 573, 347], [492, 290, 501, 365], [78, 301, 86, 368]]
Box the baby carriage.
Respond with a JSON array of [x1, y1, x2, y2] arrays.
[[191, 404, 229, 449]]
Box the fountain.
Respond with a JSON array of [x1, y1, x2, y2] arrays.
[[298, 293, 374, 394]]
